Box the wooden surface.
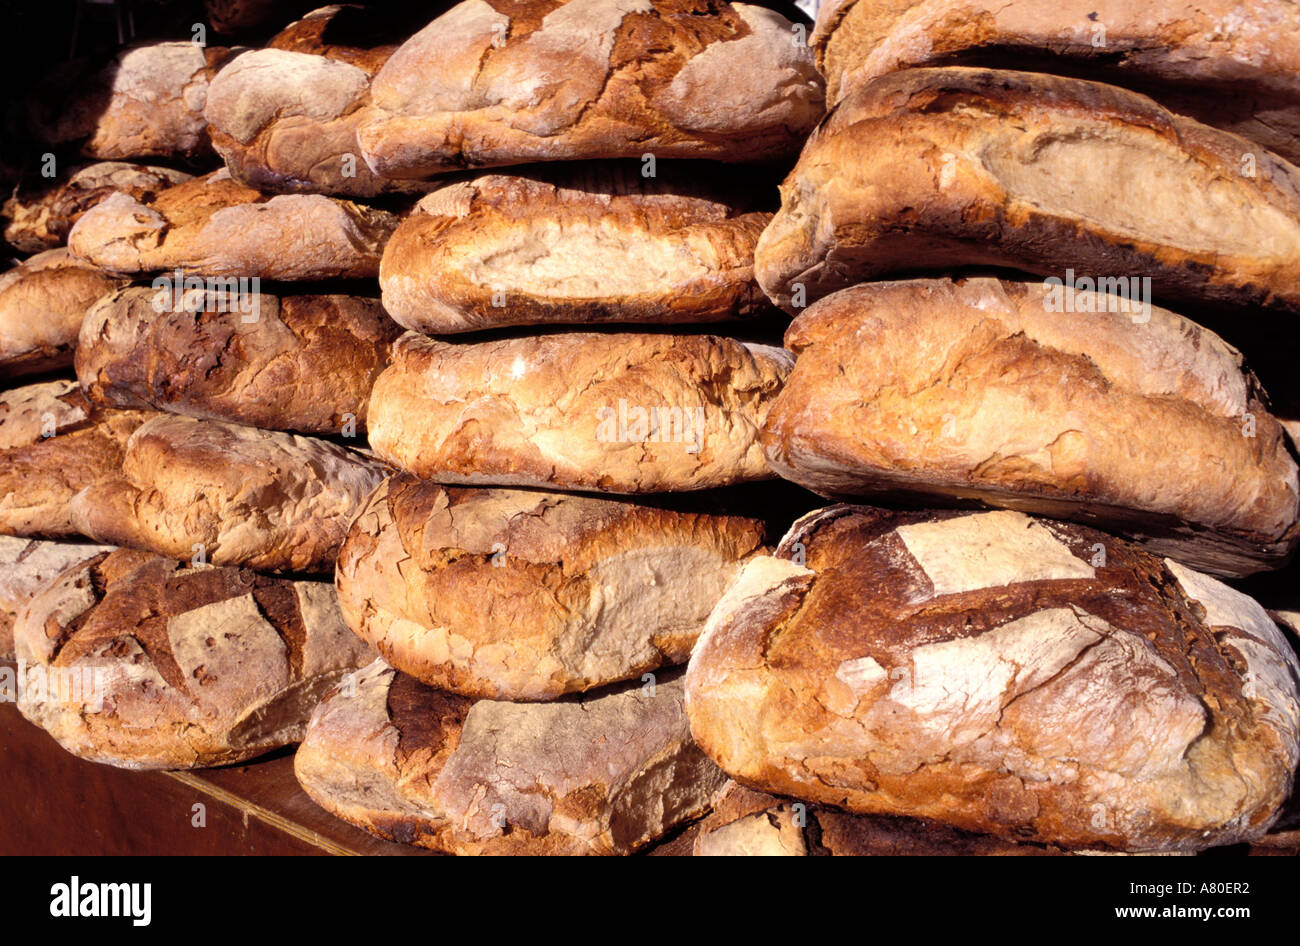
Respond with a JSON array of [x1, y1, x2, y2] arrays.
[[0, 687, 433, 856]]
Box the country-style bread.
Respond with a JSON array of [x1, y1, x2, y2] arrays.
[[294, 659, 727, 854], [67, 415, 389, 573], [205, 5, 431, 197], [0, 536, 113, 659], [354, 0, 825, 179], [67, 169, 398, 279], [763, 277, 1300, 577], [77, 286, 400, 435], [811, 0, 1300, 165], [693, 781, 1065, 856], [754, 67, 1300, 315], [378, 165, 776, 333], [335, 472, 768, 699], [3, 163, 193, 253], [13, 548, 374, 769], [0, 381, 154, 538], [686, 505, 1300, 852], [366, 331, 792, 492], [27, 42, 234, 161], [0, 249, 128, 379]]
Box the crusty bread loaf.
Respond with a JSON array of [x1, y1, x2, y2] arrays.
[[27, 43, 233, 161], [3, 163, 193, 253], [77, 286, 400, 435], [686, 505, 1300, 852], [0, 536, 112, 659], [812, 0, 1300, 165], [67, 415, 389, 573], [367, 331, 792, 492], [67, 169, 398, 279], [693, 781, 1066, 856], [378, 165, 776, 333], [294, 659, 726, 854], [763, 277, 1300, 577], [0, 249, 127, 380], [335, 472, 768, 699], [0, 381, 154, 538], [13, 548, 374, 769], [754, 67, 1300, 315], [355, 0, 825, 179], [205, 6, 431, 197]]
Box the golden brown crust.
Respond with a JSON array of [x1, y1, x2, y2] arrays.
[[76, 286, 400, 434], [13, 548, 374, 769], [754, 67, 1300, 315], [378, 164, 776, 333], [0, 536, 113, 659], [812, 0, 1300, 165], [366, 330, 792, 493], [355, 0, 825, 178], [335, 472, 768, 699], [685, 505, 1300, 852], [763, 277, 1300, 577], [294, 659, 727, 854], [66, 169, 398, 279]]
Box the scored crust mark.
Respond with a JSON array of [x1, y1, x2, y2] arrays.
[[754, 67, 1300, 317], [13, 549, 372, 770], [686, 505, 1300, 852], [760, 277, 1300, 577], [356, 0, 824, 178]]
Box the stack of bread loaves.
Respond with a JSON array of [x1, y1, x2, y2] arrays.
[[2, 0, 1299, 857]]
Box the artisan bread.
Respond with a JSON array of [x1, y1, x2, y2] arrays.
[[0, 381, 153, 538], [754, 67, 1300, 315], [686, 505, 1300, 852], [763, 277, 1300, 577], [67, 415, 389, 573], [27, 42, 233, 161], [335, 472, 768, 699], [205, 6, 429, 197], [294, 659, 726, 854], [3, 162, 193, 253], [378, 164, 776, 333], [67, 169, 398, 279], [77, 286, 400, 435], [0, 249, 127, 379], [367, 331, 792, 492], [693, 781, 1065, 856], [812, 0, 1300, 165], [0, 536, 112, 659], [13, 548, 374, 769], [355, 0, 825, 179]]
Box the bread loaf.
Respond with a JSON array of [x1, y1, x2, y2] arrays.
[[763, 277, 1300, 577], [0, 536, 113, 659], [355, 0, 825, 179], [0, 381, 154, 538], [67, 169, 398, 279], [77, 286, 400, 435], [335, 472, 768, 699], [27, 42, 233, 161], [754, 67, 1300, 315], [67, 415, 389, 573], [0, 249, 127, 379], [367, 331, 792, 492], [686, 505, 1300, 852], [13, 548, 374, 769], [205, 6, 430, 197], [294, 659, 727, 854], [378, 165, 776, 333], [812, 0, 1300, 165], [693, 781, 1066, 856], [3, 162, 193, 253]]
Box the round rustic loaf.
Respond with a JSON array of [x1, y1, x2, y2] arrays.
[[686, 504, 1300, 852], [0, 536, 113, 659]]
